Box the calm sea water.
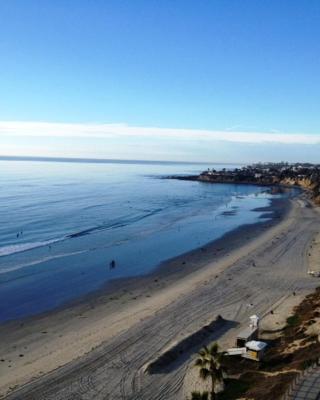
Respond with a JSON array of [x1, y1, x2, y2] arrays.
[[0, 160, 278, 322]]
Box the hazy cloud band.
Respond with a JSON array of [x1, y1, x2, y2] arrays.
[[0, 121, 319, 145]]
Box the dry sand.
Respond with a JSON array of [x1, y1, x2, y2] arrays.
[[1, 194, 320, 399]]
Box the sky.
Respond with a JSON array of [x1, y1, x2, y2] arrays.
[[0, 1, 319, 163]]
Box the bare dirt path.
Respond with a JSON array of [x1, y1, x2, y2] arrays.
[[4, 199, 320, 400]]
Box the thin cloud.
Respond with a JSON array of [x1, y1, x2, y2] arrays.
[[0, 121, 319, 145]]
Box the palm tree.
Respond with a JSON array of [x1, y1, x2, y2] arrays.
[[194, 342, 225, 400], [191, 391, 209, 400]]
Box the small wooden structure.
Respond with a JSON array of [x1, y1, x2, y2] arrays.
[[235, 315, 260, 347], [243, 340, 267, 361], [308, 270, 320, 277], [227, 315, 267, 361], [236, 326, 258, 348], [226, 347, 247, 356]]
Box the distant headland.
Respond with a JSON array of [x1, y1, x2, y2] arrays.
[[169, 162, 320, 204]]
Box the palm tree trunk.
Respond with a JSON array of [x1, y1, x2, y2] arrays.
[[211, 375, 215, 400]]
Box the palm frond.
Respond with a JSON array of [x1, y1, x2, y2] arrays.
[[203, 345, 209, 354], [209, 342, 219, 356], [194, 358, 206, 367], [198, 348, 207, 357], [199, 367, 210, 380], [194, 341, 226, 397]]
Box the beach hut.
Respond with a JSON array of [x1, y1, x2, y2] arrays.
[[243, 340, 267, 361], [236, 326, 258, 348]]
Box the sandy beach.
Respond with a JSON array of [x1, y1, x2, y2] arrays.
[[1, 193, 320, 400]]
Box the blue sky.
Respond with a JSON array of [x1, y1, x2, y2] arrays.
[[0, 1, 319, 162]]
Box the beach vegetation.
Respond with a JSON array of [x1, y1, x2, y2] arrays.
[[218, 378, 250, 399], [216, 287, 320, 399], [190, 391, 209, 399], [194, 342, 225, 400], [286, 314, 300, 327]]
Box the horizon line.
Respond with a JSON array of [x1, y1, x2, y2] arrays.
[[0, 154, 241, 166]]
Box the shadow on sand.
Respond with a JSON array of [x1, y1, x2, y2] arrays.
[[146, 316, 238, 374]]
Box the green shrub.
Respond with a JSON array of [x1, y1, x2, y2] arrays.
[[219, 378, 250, 400], [286, 315, 300, 327]]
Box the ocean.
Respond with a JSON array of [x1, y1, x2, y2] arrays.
[[0, 160, 280, 322]]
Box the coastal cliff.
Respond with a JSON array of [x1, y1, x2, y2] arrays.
[[280, 176, 320, 204], [172, 163, 320, 205]]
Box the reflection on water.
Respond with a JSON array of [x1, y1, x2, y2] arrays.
[[0, 160, 282, 322]]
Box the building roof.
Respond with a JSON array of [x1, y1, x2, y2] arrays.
[[246, 340, 267, 351], [237, 326, 257, 339]]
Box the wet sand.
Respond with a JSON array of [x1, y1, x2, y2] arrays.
[[1, 193, 320, 399]]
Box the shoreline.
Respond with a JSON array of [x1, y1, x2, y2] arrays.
[[0, 181, 280, 324], [1, 192, 318, 399], [0, 193, 289, 327]]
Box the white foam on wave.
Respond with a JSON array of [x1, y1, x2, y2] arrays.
[[0, 238, 63, 257], [0, 249, 88, 274]]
